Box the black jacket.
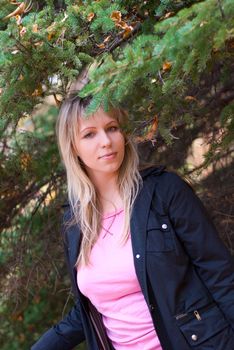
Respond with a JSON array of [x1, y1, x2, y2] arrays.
[[32, 168, 234, 350]]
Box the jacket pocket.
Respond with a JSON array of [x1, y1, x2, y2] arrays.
[[176, 303, 229, 347], [146, 215, 174, 252]]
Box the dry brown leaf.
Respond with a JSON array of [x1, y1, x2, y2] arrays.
[[103, 35, 111, 43], [20, 153, 31, 170], [32, 23, 38, 33], [47, 22, 56, 41], [123, 26, 133, 39], [15, 14, 22, 25], [96, 43, 105, 49], [145, 116, 158, 140], [135, 116, 159, 143], [115, 20, 128, 29], [162, 61, 172, 71], [18, 315, 24, 321], [110, 10, 122, 22], [87, 12, 95, 22], [184, 95, 197, 102], [32, 84, 43, 97]]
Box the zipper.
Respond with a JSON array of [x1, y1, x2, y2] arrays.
[[175, 312, 188, 320], [194, 310, 202, 321], [175, 302, 214, 322]]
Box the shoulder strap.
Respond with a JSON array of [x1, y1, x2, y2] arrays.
[[87, 299, 115, 350]]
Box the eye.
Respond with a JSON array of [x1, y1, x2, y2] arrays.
[[83, 132, 95, 139], [108, 125, 119, 132]]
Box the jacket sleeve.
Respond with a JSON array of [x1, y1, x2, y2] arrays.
[[31, 298, 85, 350], [159, 172, 234, 329], [31, 208, 86, 350]]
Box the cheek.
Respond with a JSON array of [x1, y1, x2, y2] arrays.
[[73, 141, 87, 163], [77, 148, 91, 164]]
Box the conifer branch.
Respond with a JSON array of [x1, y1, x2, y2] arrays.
[[217, 0, 226, 19], [98, 22, 141, 54]]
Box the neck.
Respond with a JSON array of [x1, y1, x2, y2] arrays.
[[88, 171, 123, 214]]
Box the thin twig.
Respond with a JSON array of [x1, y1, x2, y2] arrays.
[[217, 0, 225, 19], [213, 211, 234, 218], [158, 70, 165, 85], [62, 290, 73, 318]]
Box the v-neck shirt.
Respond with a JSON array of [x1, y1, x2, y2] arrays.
[[77, 209, 162, 349]]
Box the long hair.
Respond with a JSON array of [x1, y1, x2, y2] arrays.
[[56, 70, 142, 266]]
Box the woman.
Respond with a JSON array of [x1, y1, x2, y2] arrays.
[[32, 72, 234, 350]]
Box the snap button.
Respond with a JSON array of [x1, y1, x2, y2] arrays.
[[136, 254, 140, 259], [191, 334, 198, 341], [149, 304, 155, 311], [162, 223, 168, 229]]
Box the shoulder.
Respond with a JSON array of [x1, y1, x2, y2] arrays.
[[60, 205, 80, 243], [141, 167, 195, 209], [141, 165, 188, 189]]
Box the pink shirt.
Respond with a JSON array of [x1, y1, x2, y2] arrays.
[[77, 209, 162, 349]]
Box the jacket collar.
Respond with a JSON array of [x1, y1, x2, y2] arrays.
[[140, 165, 166, 179]]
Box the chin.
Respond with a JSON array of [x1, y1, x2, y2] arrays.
[[102, 164, 121, 174]]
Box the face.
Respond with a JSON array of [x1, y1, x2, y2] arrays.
[[74, 108, 125, 181]]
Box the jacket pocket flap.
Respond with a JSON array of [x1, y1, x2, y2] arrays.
[[179, 304, 229, 346], [146, 215, 174, 251], [147, 213, 170, 231]]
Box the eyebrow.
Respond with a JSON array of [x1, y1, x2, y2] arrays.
[[80, 120, 118, 133]]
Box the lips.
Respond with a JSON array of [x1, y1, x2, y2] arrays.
[[99, 152, 117, 159]]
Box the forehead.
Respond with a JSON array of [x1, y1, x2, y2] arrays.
[[78, 108, 118, 130]]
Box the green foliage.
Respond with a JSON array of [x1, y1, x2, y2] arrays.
[[217, 101, 234, 149], [86, 0, 233, 99]]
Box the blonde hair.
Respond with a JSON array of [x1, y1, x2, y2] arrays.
[[56, 70, 142, 266]]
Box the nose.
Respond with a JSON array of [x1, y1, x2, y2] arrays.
[[100, 130, 111, 147]]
